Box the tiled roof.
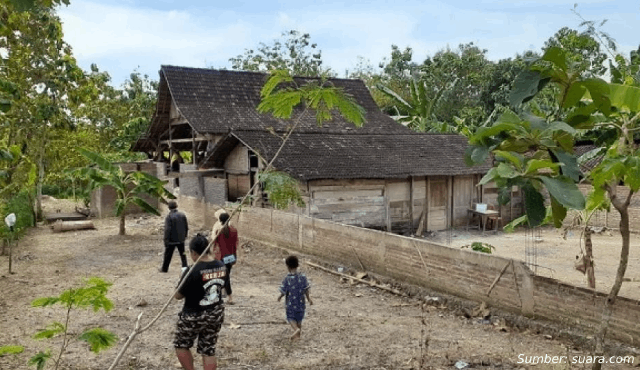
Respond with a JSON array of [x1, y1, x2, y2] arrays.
[[212, 131, 491, 181], [159, 65, 410, 135], [138, 66, 490, 179]]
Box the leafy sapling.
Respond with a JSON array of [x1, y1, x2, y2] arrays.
[[6, 277, 118, 370]]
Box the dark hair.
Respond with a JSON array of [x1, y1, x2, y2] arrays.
[[189, 233, 209, 255], [219, 212, 230, 238], [285, 255, 299, 269], [168, 200, 178, 209]]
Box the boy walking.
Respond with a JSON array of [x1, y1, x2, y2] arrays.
[[277, 255, 313, 340], [173, 234, 227, 370]]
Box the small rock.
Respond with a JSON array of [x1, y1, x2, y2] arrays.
[[454, 360, 469, 369], [136, 299, 148, 307], [544, 334, 553, 340]]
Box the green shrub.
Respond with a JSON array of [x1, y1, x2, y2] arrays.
[[1, 189, 35, 241]]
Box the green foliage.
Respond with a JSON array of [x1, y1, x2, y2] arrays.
[[78, 328, 118, 354], [28, 351, 51, 370], [78, 149, 175, 235], [376, 76, 454, 132], [257, 70, 366, 208], [462, 242, 495, 254], [258, 70, 366, 127], [0, 345, 24, 356], [1, 189, 36, 242], [33, 322, 65, 340], [230, 30, 333, 77], [24, 278, 117, 369], [259, 171, 305, 210]]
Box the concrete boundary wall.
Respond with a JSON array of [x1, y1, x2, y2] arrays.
[[176, 194, 640, 346]]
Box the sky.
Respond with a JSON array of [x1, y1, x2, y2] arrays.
[[57, 0, 640, 87]]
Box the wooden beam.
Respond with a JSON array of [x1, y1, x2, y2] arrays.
[[385, 181, 391, 232], [410, 176, 414, 234], [160, 137, 209, 145], [425, 176, 430, 232]]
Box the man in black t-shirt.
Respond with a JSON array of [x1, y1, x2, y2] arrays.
[[173, 234, 227, 370]]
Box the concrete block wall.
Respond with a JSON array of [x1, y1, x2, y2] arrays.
[[171, 194, 640, 345]]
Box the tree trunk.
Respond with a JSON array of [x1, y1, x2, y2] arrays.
[[592, 195, 632, 370], [119, 214, 126, 235], [35, 145, 45, 222], [584, 227, 596, 289]]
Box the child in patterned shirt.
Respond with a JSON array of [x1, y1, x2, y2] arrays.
[[277, 255, 313, 340]]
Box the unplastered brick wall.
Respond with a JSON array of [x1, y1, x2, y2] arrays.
[[173, 195, 640, 345]]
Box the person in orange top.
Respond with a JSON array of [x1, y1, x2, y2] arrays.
[[214, 212, 238, 304]]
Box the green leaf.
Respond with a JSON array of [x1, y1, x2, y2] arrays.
[[78, 149, 117, 173], [33, 322, 65, 340], [495, 162, 519, 179], [541, 47, 568, 72], [503, 214, 528, 233], [464, 145, 490, 166], [624, 156, 640, 191], [551, 149, 581, 182], [523, 183, 546, 227], [538, 176, 585, 210], [28, 351, 51, 370], [581, 79, 611, 115], [608, 83, 640, 112], [524, 159, 560, 175], [478, 167, 498, 186], [494, 150, 524, 171], [0, 345, 24, 356], [510, 70, 550, 107], [260, 69, 294, 98], [549, 196, 567, 228], [586, 187, 609, 212], [78, 328, 118, 353], [31, 297, 59, 307], [131, 197, 160, 216], [563, 82, 587, 108]]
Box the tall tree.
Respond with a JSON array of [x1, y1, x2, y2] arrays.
[[543, 27, 607, 78], [230, 30, 333, 77]]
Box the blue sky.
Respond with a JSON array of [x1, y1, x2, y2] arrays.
[[57, 1, 640, 87]]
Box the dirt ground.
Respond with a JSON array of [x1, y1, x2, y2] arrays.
[[0, 198, 639, 370]]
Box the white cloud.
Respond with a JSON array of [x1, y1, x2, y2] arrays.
[[57, 0, 639, 86]]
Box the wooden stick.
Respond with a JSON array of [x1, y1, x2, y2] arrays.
[[413, 242, 429, 276], [350, 245, 366, 271], [486, 261, 512, 297], [305, 261, 405, 296]]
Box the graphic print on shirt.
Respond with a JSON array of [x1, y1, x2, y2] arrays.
[[199, 269, 226, 307]]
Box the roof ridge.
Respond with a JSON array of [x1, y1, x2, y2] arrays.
[[159, 65, 364, 84]]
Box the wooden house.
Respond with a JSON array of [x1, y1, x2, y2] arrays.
[[133, 66, 501, 233]]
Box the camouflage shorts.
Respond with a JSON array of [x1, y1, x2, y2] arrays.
[[174, 305, 225, 356]]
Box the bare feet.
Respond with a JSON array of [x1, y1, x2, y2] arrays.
[[290, 329, 301, 340]]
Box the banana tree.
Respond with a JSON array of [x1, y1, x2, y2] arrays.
[[78, 149, 175, 235], [376, 76, 457, 132]]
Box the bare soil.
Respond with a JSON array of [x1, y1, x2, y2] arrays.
[[0, 198, 638, 370]]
